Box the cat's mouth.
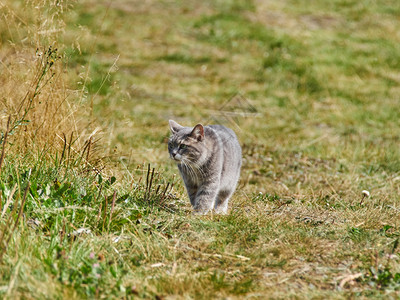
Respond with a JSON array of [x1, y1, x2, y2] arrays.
[[171, 154, 182, 162]]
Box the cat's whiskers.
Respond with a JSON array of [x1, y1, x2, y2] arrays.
[[182, 157, 206, 185], [185, 158, 202, 184], [188, 159, 206, 180], [180, 158, 196, 182]]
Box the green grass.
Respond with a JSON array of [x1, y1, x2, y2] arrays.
[[1, 0, 400, 298]]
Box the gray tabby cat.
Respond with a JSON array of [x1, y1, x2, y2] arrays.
[[168, 120, 242, 214]]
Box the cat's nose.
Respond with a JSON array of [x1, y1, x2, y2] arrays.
[[171, 151, 181, 161]]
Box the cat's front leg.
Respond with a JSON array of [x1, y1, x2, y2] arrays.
[[192, 184, 219, 215], [214, 189, 233, 215], [186, 185, 198, 207]]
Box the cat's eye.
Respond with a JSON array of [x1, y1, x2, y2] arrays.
[[179, 144, 187, 149]]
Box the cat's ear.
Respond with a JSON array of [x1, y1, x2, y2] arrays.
[[190, 124, 204, 141], [169, 120, 183, 133]]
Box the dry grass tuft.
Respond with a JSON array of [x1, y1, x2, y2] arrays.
[[0, 0, 96, 157]]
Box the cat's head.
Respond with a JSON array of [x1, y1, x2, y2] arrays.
[[168, 120, 208, 164]]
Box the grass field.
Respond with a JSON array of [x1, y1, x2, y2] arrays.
[[1, 0, 400, 298]]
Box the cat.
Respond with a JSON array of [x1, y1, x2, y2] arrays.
[[168, 120, 242, 214]]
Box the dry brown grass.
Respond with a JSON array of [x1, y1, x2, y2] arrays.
[[0, 0, 98, 157]]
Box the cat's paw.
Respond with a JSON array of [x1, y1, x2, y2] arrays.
[[214, 208, 228, 215], [214, 203, 228, 215], [192, 210, 208, 215], [192, 207, 212, 215]]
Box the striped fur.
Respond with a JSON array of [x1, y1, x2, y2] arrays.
[[168, 120, 242, 214]]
